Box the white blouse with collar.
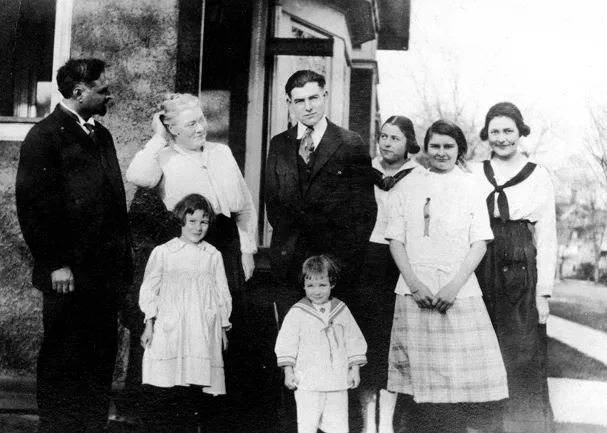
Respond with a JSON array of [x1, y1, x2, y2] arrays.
[[369, 157, 420, 245], [469, 160, 557, 296], [126, 135, 258, 254]]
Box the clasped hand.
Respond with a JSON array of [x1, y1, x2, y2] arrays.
[[409, 279, 459, 313]]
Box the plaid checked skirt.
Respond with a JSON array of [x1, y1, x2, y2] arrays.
[[387, 295, 508, 403]]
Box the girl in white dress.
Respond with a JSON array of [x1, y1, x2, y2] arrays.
[[139, 193, 232, 430]]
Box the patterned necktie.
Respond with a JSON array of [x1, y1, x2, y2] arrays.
[[299, 126, 314, 164], [84, 123, 98, 145]]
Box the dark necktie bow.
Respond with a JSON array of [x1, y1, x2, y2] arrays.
[[372, 167, 415, 191], [84, 122, 96, 137], [483, 160, 537, 221]]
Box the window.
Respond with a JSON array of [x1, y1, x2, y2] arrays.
[[0, 0, 57, 119]]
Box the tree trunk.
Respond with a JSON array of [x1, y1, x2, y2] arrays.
[[594, 253, 601, 283]]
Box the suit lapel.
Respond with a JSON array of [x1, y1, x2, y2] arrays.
[[54, 105, 125, 200], [280, 125, 302, 198], [54, 105, 101, 161], [308, 121, 341, 183]]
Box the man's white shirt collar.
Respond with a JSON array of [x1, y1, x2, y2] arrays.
[[296, 117, 328, 150], [60, 101, 96, 131]]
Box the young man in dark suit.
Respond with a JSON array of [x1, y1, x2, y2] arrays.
[[16, 58, 132, 433], [265, 70, 376, 310]]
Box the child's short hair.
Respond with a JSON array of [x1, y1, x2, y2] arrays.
[[172, 193, 216, 226], [299, 255, 339, 286]]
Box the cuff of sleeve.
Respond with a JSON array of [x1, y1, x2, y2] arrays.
[[277, 357, 296, 367], [470, 232, 494, 244], [240, 238, 258, 254], [145, 134, 168, 152], [536, 284, 552, 297], [348, 355, 367, 367]]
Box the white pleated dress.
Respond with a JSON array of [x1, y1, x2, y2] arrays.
[[139, 238, 232, 395]]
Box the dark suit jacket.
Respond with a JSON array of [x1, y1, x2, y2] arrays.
[[16, 105, 132, 292], [265, 120, 377, 281]]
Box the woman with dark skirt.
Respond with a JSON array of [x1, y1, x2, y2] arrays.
[[126, 93, 258, 429], [471, 102, 557, 433], [357, 116, 420, 433]]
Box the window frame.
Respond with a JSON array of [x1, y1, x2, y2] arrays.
[[0, 0, 73, 141]]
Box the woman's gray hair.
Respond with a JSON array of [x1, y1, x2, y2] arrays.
[[158, 93, 204, 136]]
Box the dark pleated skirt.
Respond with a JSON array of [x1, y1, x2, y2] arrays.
[[354, 242, 400, 390], [475, 219, 554, 433]]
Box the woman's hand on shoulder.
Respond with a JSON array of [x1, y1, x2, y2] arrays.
[[151, 112, 169, 140], [536, 295, 550, 324]]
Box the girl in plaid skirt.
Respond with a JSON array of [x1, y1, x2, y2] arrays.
[[385, 120, 508, 432]]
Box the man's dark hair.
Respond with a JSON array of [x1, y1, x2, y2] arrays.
[[285, 70, 326, 98], [56, 58, 106, 98]]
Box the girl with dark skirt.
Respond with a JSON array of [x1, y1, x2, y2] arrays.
[[471, 102, 557, 433], [357, 116, 420, 433]]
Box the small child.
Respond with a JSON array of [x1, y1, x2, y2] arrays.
[[139, 193, 232, 429], [275, 255, 367, 433]]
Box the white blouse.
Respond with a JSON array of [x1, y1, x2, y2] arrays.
[[369, 157, 420, 245], [126, 135, 258, 254], [469, 160, 557, 296], [385, 167, 494, 298]]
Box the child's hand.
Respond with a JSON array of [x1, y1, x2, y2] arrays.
[[284, 367, 299, 390], [222, 328, 229, 351], [140, 321, 154, 349], [348, 365, 360, 389]]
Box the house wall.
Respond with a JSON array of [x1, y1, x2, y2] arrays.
[[0, 0, 180, 375]]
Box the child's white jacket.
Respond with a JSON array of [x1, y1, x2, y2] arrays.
[[275, 297, 367, 391]]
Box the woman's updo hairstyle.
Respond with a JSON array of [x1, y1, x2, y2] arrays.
[[158, 93, 203, 135], [424, 119, 468, 166], [383, 115, 421, 154], [479, 101, 531, 141]]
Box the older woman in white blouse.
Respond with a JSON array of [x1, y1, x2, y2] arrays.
[[127, 93, 257, 285]]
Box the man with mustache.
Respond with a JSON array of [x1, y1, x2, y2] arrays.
[[16, 58, 132, 433], [265, 69, 376, 312]]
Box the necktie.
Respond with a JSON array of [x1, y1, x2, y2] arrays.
[[371, 167, 415, 191], [483, 160, 537, 221], [299, 127, 314, 164], [84, 123, 98, 145]]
